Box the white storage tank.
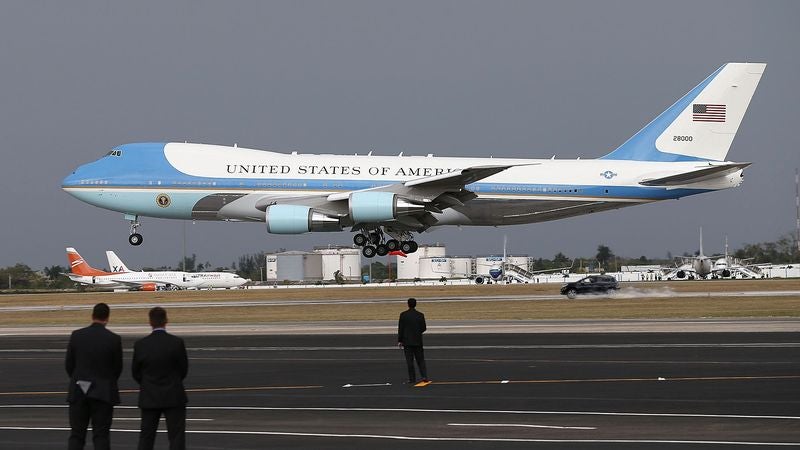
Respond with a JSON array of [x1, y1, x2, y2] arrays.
[[264, 254, 278, 282], [314, 247, 362, 281], [395, 243, 446, 280], [449, 256, 473, 279], [303, 252, 323, 281], [419, 256, 451, 279], [475, 255, 505, 275], [276, 251, 306, 281]]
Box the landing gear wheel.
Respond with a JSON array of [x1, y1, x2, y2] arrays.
[[362, 245, 377, 258], [376, 244, 389, 256], [400, 241, 414, 254], [353, 233, 368, 247], [385, 239, 400, 251], [408, 241, 419, 253], [369, 232, 381, 245], [129, 233, 143, 246]]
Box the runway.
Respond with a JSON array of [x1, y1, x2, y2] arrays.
[[0, 332, 798, 448]]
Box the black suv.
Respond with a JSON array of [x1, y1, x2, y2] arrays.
[[560, 275, 619, 299]]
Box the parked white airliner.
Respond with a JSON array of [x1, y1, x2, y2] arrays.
[[62, 63, 766, 258], [66, 247, 195, 291], [106, 250, 249, 289]]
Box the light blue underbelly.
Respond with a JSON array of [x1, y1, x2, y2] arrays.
[[66, 188, 202, 219]]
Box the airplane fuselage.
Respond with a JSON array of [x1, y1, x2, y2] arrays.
[[62, 142, 744, 227]]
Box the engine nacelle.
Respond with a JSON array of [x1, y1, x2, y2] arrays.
[[721, 269, 731, 278], [265, 205, 342, 234], [140, 283, 157, 292], [676, 270, 686, 279], [348, 192, 426, 223]]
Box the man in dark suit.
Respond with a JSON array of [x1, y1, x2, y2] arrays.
[[65, 302, 123, 450], [132, 307, 188, 450], [397, 297, 428, 384]]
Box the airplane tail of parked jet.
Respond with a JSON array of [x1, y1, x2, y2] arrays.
[[66, 247, 116, 276], [106, 250, 132, 273], [601, 63, 766, 162]]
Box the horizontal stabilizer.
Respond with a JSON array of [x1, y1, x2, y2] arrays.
[[639, 162, 750, 186]]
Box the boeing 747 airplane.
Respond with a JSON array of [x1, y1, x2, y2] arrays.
[[62, 63, 766, 258]]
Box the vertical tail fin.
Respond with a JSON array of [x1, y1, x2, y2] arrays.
[[106, 251, 131, 273], [66, 247, 113, 276], [699, 227, 704, 257], [601, 63, 766, 162]]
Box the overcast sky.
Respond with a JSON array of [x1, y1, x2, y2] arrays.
[[1, 1, 798, 270]]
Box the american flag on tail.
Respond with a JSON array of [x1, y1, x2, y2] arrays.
[[693, 104, 726, 122]]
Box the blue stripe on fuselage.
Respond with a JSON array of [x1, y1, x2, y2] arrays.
[[62, 142, 709, 203]]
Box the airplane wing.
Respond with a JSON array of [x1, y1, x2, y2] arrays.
[[639, 162, 751, 186], [109, 279, 168, 288], [252, 163, 533, 231]]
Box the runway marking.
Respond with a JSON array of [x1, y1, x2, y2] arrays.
[[430, 374, 800, 386], [0, 374, 796, 397], [0, 426, 797, 446], [448, 422, 597, 430], [2, 404, 799, 421]]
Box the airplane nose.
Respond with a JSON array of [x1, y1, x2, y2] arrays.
[[62, 169, 80, 188]]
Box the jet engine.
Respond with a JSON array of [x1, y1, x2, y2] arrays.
[[140, 283, 157, 292], [721, 269, 731, 278], [675, 270, 686, 279], [265, 205, 342, 234], [348, 192, 426, 223]]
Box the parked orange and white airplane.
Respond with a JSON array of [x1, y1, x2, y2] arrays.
[[66, 247, 197, 291], [106, 250, 249, 289]]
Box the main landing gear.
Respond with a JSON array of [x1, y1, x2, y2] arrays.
[[353, 228, 418, 258], [127, 215, 143, 246]]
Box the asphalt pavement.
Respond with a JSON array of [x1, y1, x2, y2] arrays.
[[0, 332, 798, 449]]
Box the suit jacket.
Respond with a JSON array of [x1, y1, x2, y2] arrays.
[[132, 330, 188, 409], [398, 308, 426, 347], [65, 322, 123, 405]]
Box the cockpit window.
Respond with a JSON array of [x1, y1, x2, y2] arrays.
[[104, 150, 123, 157]]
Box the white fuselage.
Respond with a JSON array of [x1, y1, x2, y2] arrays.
[[62, 143, 745, 227]]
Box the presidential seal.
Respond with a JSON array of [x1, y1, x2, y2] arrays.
[[156, 193, 171, 208]]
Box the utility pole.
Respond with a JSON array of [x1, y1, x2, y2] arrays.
[[182, 220, 187, 271], [796, 168, 799, 252]]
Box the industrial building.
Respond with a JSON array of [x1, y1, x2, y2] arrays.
[[261, 244, 800, 284], [264, 247, 361, 283]]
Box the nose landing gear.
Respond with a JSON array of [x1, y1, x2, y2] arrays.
[[353, 228, 418, 258], [127, 215, 143, 246]]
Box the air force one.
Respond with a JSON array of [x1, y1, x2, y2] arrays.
[[62, 63, 766, 258], [66, 248, 249, 290]]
